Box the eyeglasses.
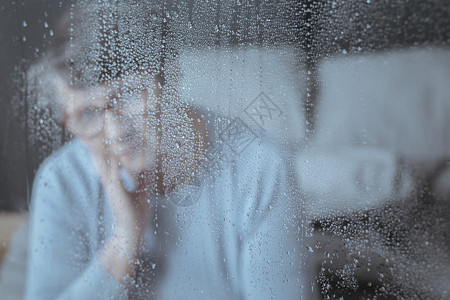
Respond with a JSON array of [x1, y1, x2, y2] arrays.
[[67, 87, 155, 138]]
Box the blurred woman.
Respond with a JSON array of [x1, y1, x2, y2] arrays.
[[25, 1, 302, 299]]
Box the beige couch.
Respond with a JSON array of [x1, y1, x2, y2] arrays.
[[0, 213, 28, 300]]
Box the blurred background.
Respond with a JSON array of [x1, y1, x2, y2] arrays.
[[1, 0, 450, 299]]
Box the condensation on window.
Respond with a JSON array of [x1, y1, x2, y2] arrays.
[[0, 1, 449, 299]]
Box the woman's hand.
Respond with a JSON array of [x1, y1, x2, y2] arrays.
[[94, 151, 152, 283]]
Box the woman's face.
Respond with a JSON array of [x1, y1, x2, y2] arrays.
[[58, 74, 161, 175]]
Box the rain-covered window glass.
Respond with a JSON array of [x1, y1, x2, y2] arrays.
[[0, 1, 449, 299]]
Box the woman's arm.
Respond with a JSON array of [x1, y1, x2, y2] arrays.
[[25, 149, 151, 299], [96, 156, 152, 283], [25, 160, 127, 300]]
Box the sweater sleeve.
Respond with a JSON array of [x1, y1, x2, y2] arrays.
[[238, 147, 304, 299], [25, 157, 127, 300]]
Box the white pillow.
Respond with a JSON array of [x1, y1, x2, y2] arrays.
[[297, 146, 413, 217], [314, 47, 450, 162], [179, 47, 306, 147]]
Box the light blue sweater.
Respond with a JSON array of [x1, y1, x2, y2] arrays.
[[25, 130, 303, 299]]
